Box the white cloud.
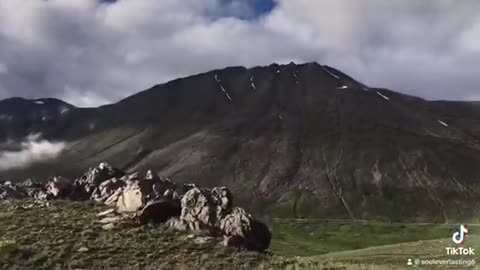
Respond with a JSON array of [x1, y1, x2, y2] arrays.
[[0, 62, 7, 74], [0, 0, 479, 106], [0, 134, 66, 171]]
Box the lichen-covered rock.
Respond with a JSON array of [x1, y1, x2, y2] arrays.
[[175, 187, 215, 232], [167, 186, 271, 251]]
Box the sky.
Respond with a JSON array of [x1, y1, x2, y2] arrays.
[[0, 0, 479, 107]]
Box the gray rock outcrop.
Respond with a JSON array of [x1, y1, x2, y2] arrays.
[[0, 162, 271, 251]]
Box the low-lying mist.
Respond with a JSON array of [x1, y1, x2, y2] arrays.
[[0, 134, 66, 171]]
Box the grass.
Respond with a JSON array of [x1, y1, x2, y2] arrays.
[[311, 235, 480, 269], [268, 221, 452, 257], [1, 199, 479, 269], [0, 200, 270, 269], [0, 240, 17, 257]]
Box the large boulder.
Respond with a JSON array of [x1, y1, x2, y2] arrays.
[[211, 186, 233, 219], [19, 179, 49, 200], [115, 171, 178, 213], [168, 187, 218, 232], [146, 170, 177, 201], [74, 162, 125, 196], [0, 179, 48, 200], [45, 176, 74, 199], [0, 181, 26, 200], [219, 207, 271, 251], [91, 178, 126, 204], [138, 199, 181, 225], [115, 180, 144, 213], [167, 186, 271, 251]]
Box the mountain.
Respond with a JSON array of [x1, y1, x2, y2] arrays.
[[1, 62, 480, 222]]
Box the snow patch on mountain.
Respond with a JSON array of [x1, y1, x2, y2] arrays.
[[59, 107, 71, 115], [438, 120, 449, 127], [376, 91, 390, 101], [219, 85, 233, 101], [250, 76, 256, 91], [214, 74, 232, 101], [321, 66, 340, 79]]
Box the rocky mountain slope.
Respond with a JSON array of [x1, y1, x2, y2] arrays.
[[1, 62, 480, 222]]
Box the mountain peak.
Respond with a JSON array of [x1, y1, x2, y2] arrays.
[[1, 63, 480, 223]]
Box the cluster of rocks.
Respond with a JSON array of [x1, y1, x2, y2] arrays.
[[0, 162, 271, 251]]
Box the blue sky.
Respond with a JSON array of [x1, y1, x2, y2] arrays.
[[101, 0, 277, 18], [245, 0, 276, 16]]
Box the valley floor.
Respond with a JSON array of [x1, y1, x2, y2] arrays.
[[1, 200, 479, 269]]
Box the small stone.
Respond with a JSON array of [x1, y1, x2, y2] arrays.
[[102, 223, 115, 230], [194, 236, 212, 245], [97, 217, 121, 224], [96, 208, 115, 217], [78, 247, 89, 252]]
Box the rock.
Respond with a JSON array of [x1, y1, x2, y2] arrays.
[[166, 186, 271, 251], [19, 179, 45, 198], [45, 176, 74, 199], [219, 207, 271, 251], [104, 188, 123, 206], [145, 170, 159, 181], [166, 217, 186, 231], [102, 223, 115, 230], [91, 178, 126, 203], [77, 247, 89, 253], [0, 164, 271, 251], [211, 186, 233, 219], [115, 180, 144, 213], [173, 187, 217, 232], [193, 236, 213, 245], [97, 216, 121, 224], [138, 200, 181, 225], [123, 172, 139, 181], [182, 183, 197, 194], [115, 172, 176, 213], [20, 203, 35, 210], [223, 235, 244, 248], [0, 181, 26, 199], [96, 208, 115, 217], [74, 162, 125, 196], [163, 188, 179, 201], [150, 177, 176, 201]]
